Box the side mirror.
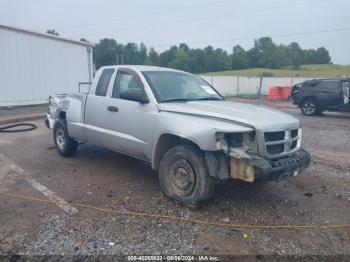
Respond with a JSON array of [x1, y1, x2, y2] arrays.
[[119, 89, 149, 104]]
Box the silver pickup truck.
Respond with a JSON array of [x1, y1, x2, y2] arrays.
[[46, 65, 310, 207]]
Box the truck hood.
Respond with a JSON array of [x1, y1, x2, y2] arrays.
[[157, 100, 299, 130]]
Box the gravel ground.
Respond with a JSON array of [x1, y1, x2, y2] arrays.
[[0, 98, 349, 258]]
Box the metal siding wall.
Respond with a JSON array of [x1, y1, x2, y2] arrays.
[[0, 28, 91, 106]]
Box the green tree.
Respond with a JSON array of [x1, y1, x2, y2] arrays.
[[190, 48, 206, 73], [311, 47, 331, 64], [287, 42, 303, 69], [123, 43, 139, 64], [92, 37, 332, 72], [253, 37, 278, 68], [270, 45, 289, 69], [201, 46, 230, 72], [203, 45, 216, 72], [214, 48, 230, 71], [93, 38, 118, 69], [138, 43, 148, 64], [145, 47, 159, 66], [179, 43, 190, 51], [159, 46, 178, 67], [46, 29, 59, 36], [231, 45, 248, 69], [170, 47, 194, 72]]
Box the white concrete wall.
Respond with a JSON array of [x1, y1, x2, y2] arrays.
[[200, 75, 314, 96], [0, 28, 92, 106]]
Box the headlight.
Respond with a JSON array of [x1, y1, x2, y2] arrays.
[[216, 132, 257, 152]]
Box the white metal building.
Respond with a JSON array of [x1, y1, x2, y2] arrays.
[[0, 24, 94, 106]]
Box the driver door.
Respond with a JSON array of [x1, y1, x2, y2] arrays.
[[101, 69, 157, 160]]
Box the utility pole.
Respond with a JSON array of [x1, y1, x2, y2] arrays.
[[121, 54, 124, 65], [116, 54, 119, 65]]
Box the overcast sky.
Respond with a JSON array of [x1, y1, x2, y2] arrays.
[[1, 0, 349, 64]]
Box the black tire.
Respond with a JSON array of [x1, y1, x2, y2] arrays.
[[159, 144, 215, 208], [53, 119, 78, 157], [300, 98, 321, 116]]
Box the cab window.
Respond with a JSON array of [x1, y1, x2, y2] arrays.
[[95, 69, 114, 96], [112, 71, 143, 99], [317, 81, 338, 91]]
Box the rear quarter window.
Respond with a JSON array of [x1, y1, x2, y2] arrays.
[[317, 81, 339, 90], [95, 69, 114, 96]]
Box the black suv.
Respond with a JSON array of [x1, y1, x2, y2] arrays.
[[291, 78, 350, 116]]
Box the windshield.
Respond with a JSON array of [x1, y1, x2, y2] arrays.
[[142, 71, 223, 102]]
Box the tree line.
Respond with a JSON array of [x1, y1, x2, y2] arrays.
[[93, 37, 331, 73], [46, 30, 332, 73]]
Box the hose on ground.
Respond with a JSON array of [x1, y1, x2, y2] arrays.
[[0, 191, 349, 230], [0, 123, 37, 133]]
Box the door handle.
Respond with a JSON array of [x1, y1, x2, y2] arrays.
[[107, 106, 119, 112]]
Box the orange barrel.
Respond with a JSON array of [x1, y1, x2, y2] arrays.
[[267, 86, 280, 101], [281, 86, 291, 99], [268, 86, 291, 100]]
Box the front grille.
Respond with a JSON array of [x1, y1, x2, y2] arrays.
[[291, 129, 298, 138], [263, 128, 300, 157], [267, 144, 284, 154], [264, 131, 284, 142]]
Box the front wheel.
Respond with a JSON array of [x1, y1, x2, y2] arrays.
[[300, 98, 320, 116], [53, 119, 78, 157], [159, 145, 215, 208]]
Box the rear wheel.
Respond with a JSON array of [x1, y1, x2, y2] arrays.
[[53, 119, 78, 157], [159, 144, 215, 208], [301, 98, 320, 116]]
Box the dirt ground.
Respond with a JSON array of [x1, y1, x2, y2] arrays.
[[0, 98, 349, 259]]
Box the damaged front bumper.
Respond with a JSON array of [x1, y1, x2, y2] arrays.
[[252, 149, 310, 182], [205, 149, 311, 182]]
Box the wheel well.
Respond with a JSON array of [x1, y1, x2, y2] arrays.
[[153, 134, 200, 170], [300, 96, 318, 105]]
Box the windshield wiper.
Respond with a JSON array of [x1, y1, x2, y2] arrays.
[[161, 98, 190, 103], [161, 97, 223, 103], [191, 97, 223, 101]]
